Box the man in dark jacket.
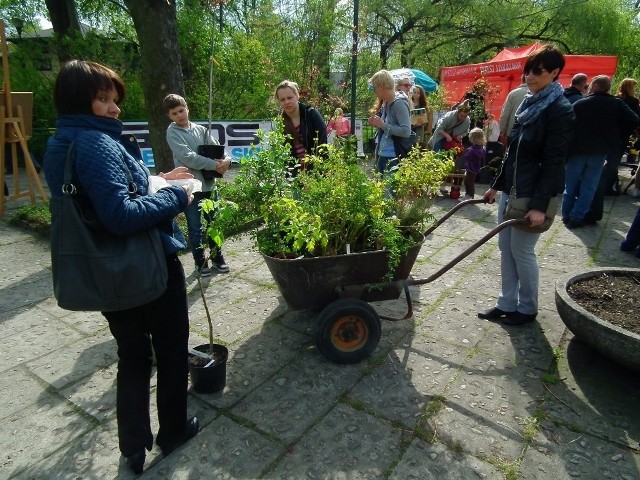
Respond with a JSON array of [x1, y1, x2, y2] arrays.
[[561, 75, 639, 228], [563, 73, 588, 104]]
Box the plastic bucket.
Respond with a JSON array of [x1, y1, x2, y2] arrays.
[[189, 343, 228, 394]]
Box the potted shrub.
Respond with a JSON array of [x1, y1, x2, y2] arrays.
[[199, 119, 455, 363], [187, 269, 229, 394], [202, 119, 454, 265]]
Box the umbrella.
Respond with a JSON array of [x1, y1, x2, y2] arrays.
[[411, 69, 438, 93], [388, 68, 438, 93]]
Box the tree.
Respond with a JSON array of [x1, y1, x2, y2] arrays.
[[123, 0, 184, 173]]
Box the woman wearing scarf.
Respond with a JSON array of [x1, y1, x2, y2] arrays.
[[479, 45, 575, 326]]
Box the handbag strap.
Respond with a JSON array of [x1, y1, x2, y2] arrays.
[[510, 133, 523, 196], [63, 141, 137, 196]]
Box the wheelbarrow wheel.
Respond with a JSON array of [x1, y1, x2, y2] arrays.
[[315, 299, 381, 364]]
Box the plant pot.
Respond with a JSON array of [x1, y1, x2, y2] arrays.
[[188, 343, 228, 394], [555, 268, 640, 372]]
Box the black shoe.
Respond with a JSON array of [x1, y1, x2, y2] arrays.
[[566, 219, 585, 229], [501, 311, 537, 325], [126, 450, 145, 475], [158, 416, 199, 457], [195, 261, 212, 277], [212, 253, 229, 273], [478, 307, 513, 320]]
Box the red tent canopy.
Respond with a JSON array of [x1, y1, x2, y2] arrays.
[[439, 43, 618, 120]]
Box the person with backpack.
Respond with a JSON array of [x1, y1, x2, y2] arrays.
[[367, 69, 413, 176]]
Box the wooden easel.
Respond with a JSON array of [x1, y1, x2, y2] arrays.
[[0, 19, 48, 216]]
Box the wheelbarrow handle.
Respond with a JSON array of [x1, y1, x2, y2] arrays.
[[423, 198, 487, 237], [410, 217, 529, 287]]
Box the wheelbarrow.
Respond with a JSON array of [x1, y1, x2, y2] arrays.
[[262, 199, 528, 364]]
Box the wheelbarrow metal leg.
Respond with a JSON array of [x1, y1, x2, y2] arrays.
[[379, 283, 414, 322]]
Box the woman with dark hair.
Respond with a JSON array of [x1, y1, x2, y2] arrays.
[[479, 45, 575, 326], [274, 80, 327, 173], [44, 60, 199, 474]]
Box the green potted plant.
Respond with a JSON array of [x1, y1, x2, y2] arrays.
[[199, 119, 455, 363], [187, 263, 230, 394]]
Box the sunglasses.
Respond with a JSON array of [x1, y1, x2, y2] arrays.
[[524, 66, 548, 76], [399, 83, 412, 87]]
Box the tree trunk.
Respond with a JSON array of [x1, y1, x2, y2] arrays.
[[44, 0, 81, 61], [44, 0, 81, 36], [124, 0, 185, 173]]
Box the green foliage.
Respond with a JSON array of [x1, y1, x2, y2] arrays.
[[4, 0, 640, 125], [387, 147, 455, 231], [203, 119, 451, 279]]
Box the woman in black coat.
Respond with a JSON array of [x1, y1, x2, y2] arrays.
[[275, 80, 327, 174], [479, 45, 574, 326]]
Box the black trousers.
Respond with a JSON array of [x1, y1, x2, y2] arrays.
[[104, 254, 189, 456]]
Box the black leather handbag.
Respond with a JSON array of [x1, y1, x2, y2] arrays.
[[50, 142, 168, 312]]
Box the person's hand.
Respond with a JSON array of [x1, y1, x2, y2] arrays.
[[414, 117, 424, 126], [160, 166, 193, 180], [498, 133, 508, 146], [368, 116, 383, 129], [216, 158, 231, 174], [525, 209, 545, 227], [454, 135, 463, 142], [443, 133, 452, 142], [181, 185, 194, 206], [483, 188, 497, 204]]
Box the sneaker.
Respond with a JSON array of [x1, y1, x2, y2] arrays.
[[196, 262, 212, 277], [212, 253, 230, 273]]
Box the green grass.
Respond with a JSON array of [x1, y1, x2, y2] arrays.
[[8, 202, 51, 236]]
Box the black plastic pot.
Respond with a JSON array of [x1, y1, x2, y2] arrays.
[[189, 343, 228, 394]]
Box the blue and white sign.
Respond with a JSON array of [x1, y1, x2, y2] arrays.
[[123, 119, 363, 168]]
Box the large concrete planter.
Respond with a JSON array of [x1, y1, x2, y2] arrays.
[[555, 267, 640, 372]]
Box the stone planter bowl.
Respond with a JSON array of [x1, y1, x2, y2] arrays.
[[555, 267, 640, 372]]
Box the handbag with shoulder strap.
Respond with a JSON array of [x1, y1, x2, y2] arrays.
[[50, 142, 169, 311]]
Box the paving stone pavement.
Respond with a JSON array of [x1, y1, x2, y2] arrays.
[[1, 168, 639, 479]]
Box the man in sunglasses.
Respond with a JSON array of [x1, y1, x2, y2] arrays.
[[563, 73, 589, 104]]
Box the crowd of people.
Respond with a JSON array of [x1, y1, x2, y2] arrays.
[[42, 45, 640, 474]]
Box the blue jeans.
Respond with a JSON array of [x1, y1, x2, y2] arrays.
[[495, 192, 541, 315], [621, 206, 640, 256], [376, 155, 398, 175], [562, 154, 606, 222], [184, 190, 218, 264], [432, 139, 445, 152]]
